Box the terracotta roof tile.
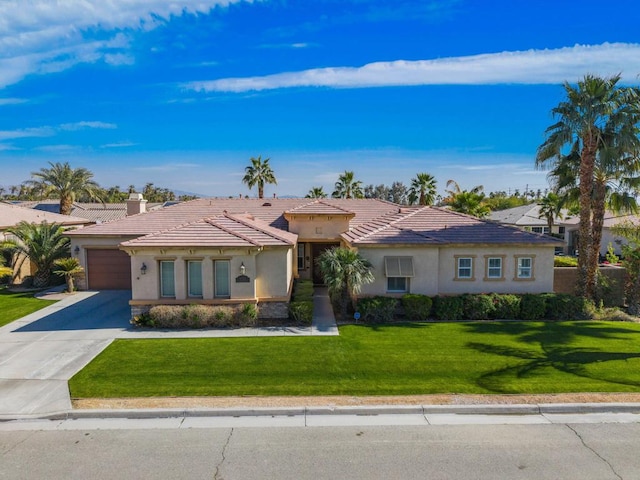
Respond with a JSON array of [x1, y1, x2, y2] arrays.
[[0, 202, 91, 229]]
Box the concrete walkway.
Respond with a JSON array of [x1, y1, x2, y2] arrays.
[[0, 287, 338, 418]]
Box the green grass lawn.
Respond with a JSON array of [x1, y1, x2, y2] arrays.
[[0, 287, 56, 328], [69, 321, 640, 398]]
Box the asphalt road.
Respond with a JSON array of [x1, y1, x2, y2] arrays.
[[2, 422, 639, 479]]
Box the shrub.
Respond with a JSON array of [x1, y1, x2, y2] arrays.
[[401, 294, 433, 321], [543, 293, 595, 320], [357, 296, 398, 323], [490, 294, 521, 319], [292, 280, 314, 300], [289, 301, 313, 325], [433, 296, 464, 321], [519, 294, 546, 320], [132, 304, 258, 329], [461, 294, 495, 320], [236, 303, 259, 326], [554, 256, 578, 267]]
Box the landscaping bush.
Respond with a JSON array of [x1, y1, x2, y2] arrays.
[[462, 294, 496, 320], [490, 293, 521, 319], [433, 296, 464, 321], [519, 294, 546, 320], [289, 301, 313, 325], [543, 293, 595, 320], [401, 294, 433, 321], [357, 296, 398, 323], [554, 256, 578, 267], [132, 303, 258, 329]]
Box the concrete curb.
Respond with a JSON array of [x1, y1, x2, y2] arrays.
[[3, 402, 640, 422]]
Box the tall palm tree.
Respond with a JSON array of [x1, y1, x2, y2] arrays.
[[306, 186, 327, 198], [448, 191, 490, 218], [332, 171, 363, 199], [242, 155, 277, 199], [3, 221, 70, 288], [29, 161, 102, 215], [537, 192, 564, 234], [408, 173, 437, 205], [536, 74, 640, 299], [316, 247, 374, 319]]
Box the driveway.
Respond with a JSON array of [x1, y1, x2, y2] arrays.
[[0, 290, 132, 417]]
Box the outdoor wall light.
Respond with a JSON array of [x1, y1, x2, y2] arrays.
[[140, 263, 147, 275], [239, 262, 246, 275], [73, 246, 80, 255]]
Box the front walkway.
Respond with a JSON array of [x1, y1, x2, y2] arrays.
[[0, 288, 338, 417]]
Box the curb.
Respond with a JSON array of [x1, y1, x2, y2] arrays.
[[3, 403, 640, 422]]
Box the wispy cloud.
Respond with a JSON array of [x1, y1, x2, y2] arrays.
[[59, 121, 117, 131], [0, 1, 245, 88], [185, 43, 640, 93], [0, 126, 54, 141], [0, 97, 27, 105], [35, 144, 83, 152], [100, 141, 137, 148]]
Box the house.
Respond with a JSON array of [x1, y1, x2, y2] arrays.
[[490, 204, 640, 257], [8, 193, 173, 224], [66, 198, 561, 319], [0, 202, 92, 283]]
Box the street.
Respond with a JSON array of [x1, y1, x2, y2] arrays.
[[2, 418, 639, 479]]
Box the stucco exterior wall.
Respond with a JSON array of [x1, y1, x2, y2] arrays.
[[288, 216, 350, 241], [437, 245, 555, 295], [255, 247, 292, 299], [358, 246, 440, 296]]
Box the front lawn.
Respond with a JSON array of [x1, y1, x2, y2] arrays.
[[0, 287, 56, 328], [69, 321, 640, 398]]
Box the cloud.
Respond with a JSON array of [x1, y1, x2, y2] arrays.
[[100, 141, 137, 149], [59, 121, 117, 131], [35, 144, 83, 152], [0, 97, 27, 105], [185, 43, 640, 92], [0, 126, 54, 140], [0, 0, 245, 88]]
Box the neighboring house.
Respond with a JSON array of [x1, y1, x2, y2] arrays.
[[9, 194, 172, 224], [0, 202, 91, 283], [66, 198, 561, 319], [490, 204, 640, 257]]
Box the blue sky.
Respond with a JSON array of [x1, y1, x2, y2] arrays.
[[1, 0, 639, 198]]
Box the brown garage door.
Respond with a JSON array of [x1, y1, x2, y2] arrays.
[[87, 249, 132, 290]]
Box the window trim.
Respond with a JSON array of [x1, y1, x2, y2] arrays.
[[297, 243, 306, 270], [514, 255, 535, 281], [454, 255, 475, 281], [159, 260, 176, 298], [187, 260, 203, 298], [386, 276, 409, 293], [214, 259, 231, 299], [484, 255, 505, 281]]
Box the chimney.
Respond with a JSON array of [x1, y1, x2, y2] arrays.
[[126, 193, 147, 216]]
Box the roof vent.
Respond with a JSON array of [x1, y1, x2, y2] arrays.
[[262, 202, 271, 207]]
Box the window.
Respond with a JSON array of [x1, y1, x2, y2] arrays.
[[456, 257, 473, 279], [214, 260, 230, 298], [387, 277, 408, 293], [485, 256, 504, 280], [297, 243, 305, 270], [160, 261, 175, 297], [188, 260, 203, 297], [384, 256, 413, 293], [517, 257, 533, 279]]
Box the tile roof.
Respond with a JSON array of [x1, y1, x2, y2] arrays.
[[0, 202, 91, 229], [67, 198, 401, 237], [11, 200, 166, 224], [121, 213, 297, 248], [285, 200, 355, 216], [344, 207, 563, 246], [489, 204, 576, 226]]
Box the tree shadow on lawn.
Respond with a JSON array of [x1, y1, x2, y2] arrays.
[[347, 321, 435, 332], [465, 324, 640, 393]]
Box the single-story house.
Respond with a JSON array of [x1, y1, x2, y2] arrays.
[[66, 198, 561, 318], [490, 204, 640, 257], [0, 202, 92, 283]]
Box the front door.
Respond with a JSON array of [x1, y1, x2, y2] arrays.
[[311, 242, 340, 284]]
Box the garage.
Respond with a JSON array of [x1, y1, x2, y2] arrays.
[[87, 249, 132, 290]]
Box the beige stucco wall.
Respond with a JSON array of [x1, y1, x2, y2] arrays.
[[255, 247, 293, 299], [437, 245, 555, 295], [288, 215, 350, 241], [358, 246, 440, 297]]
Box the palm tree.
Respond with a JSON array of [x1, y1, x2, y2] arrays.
[[332, 171, 363, 199], [536, 74, 640, 299], [53, 257, 84, 293], [447, 190, 490, 218], [306, 187, 327, 198], [242, 155, 277, 199], [3, 221, 70, 288], [408, 173, 437, 205], [316, 247, 374, 319], [537, 192, 564, 234]]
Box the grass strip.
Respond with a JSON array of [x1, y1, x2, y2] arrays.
[[69, 321, 640, 398], [0, 288, 56, 328]]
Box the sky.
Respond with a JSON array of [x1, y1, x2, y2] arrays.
[[1, 0, 640, 199]]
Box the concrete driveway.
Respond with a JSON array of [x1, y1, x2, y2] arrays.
[[0, 290, 132, 417]]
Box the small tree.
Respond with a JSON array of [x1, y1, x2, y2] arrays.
[[611, 221, 640, 315], [53, 257, 84, 293], [316, 247, 374, 319]]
